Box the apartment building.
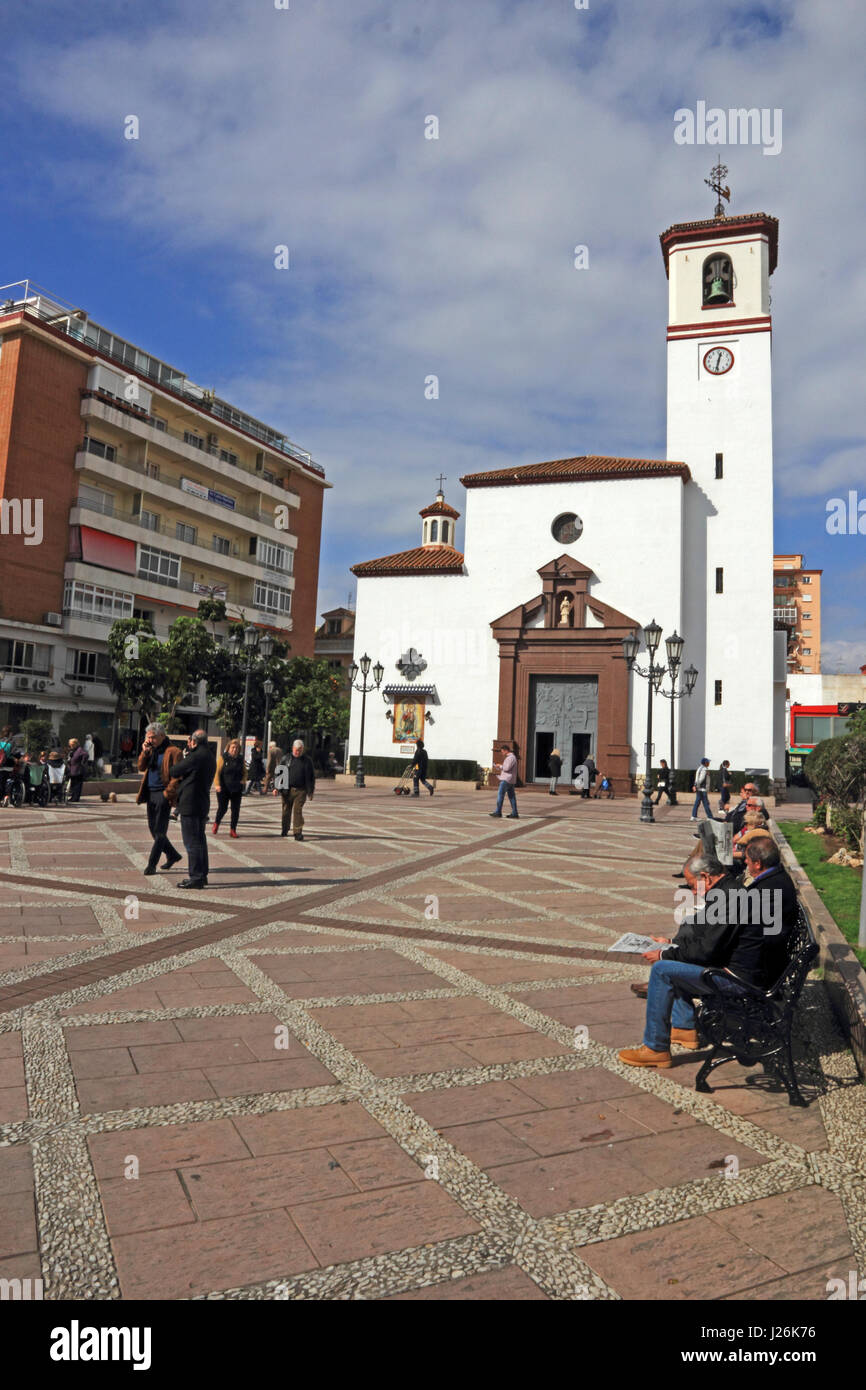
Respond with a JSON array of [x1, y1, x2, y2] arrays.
[[314, 605, 356, 687], [0, 280, 328, 742], [773, 553, 822, 675]]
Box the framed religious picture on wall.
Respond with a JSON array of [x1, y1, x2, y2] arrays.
[[392, 697, 424, 744]]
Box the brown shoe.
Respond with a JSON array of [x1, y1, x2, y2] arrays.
[[618, 1044, 672, 1069], [630, 982, 648, 999], [671, 1028, 700, 1050]]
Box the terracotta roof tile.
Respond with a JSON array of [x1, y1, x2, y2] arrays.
[[419, 499, 460, 519], [460, 456, 690, 488], [659, 212, 779, 276], [351, 545, 465, 578]]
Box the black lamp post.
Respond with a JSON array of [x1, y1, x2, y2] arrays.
[[262, 678, 274, 747], [229, 624, 275, 755], [655, 630, 698, 807], [348, 653, 384, 788], [622, 619, 666, 823]]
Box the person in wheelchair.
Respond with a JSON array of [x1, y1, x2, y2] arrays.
[[0, 750, 25, 807], [25, 754, 49, 805], [618, 838, 798, 1070], [46, 748, 67, 803]]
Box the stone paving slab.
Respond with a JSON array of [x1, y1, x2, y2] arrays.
[[0, 786, 863, 1301]]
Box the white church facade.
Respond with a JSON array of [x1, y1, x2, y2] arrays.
[[348, 204, 788, 792]]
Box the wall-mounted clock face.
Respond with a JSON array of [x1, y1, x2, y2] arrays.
[[703, 346, 734, 375]]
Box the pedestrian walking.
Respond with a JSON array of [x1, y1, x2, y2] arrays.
[[214, 739, 245, 837], [490, 744, 518, 818], [690, 757, 713, 820], [245, 739, 266, 795], [548, 748, 562, 795], [66, 739, 89, 803], [719, 759, 733, 814], [170, 730, 216, 888], [136, 723, 184, 876], [653, 759, 674, 805], [277, 738, 316, 839], [264, 741, 282, 793], [411, 738, 435, 796], [584, 754, 597, 798]]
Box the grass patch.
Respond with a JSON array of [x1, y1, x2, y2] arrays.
[[778, 821, 866, 969]]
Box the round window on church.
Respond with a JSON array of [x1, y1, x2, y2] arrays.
[[551, 512, 583, 545]]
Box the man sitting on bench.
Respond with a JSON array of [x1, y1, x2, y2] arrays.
[[619, 837, 798, 1070]]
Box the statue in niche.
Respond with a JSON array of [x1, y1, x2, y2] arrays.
[[558, 594, 573, 628]]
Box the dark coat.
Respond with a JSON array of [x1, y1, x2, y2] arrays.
[[170, 744, 216, 818], [664, 867, 797, 988], [548, 753, 562, 776], [217, 752, 245, 794], [277, 752, 316, 795], [247, 747, 266, 777], [68, 746, 89, 778], [413, 746, 429, 777]]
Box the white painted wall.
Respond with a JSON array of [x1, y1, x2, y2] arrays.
[[667, 231, 775, 774], [349, 475, 685, 773]]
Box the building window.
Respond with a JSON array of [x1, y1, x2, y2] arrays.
[[140, 510, 161, 532], [219, 448, 238, 466], [63, 580, 133, 622], [715, 567, 724, 594], [254, 579, 292, 616], [327, 618, 341, 635], [150, 416, 167, 433], [83, 436, 117, 463], [430, 520, 439, 542], [138, 544, 180, 587], [802, 648, 811, 655], [212, 535, 230, 555], [257, 538, 293, 573], [183, 430, 204, 450], [715, 452, 723, 478], [145, 460, 161, 479], [0, 639, 52, 674], [77, 483, 115, 516], [802, 575, 811, 584], [714, 680, 723, 706], [801, 593, 812, 602], [262, 469, 275, 484], [133, 608, 154, 624], [67, 649, 110, 683], [176, 522, 197, 546]]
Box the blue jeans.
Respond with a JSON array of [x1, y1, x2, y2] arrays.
[[691, 789, 712, 818], [643, 957, 748, 1050], [495, 782, 517, 814]]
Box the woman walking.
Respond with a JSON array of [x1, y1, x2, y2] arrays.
[[213, 738, 245, 837], [719, 759, 733, 814], [245, 739, 266, 795]]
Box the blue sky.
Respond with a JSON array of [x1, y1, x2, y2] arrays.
[[2, 0, 864, 666]]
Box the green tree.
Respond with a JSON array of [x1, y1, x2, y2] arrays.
[[271, 658, 349, 749], [806, 716, 866, 852], [206, 629, 291, 737], [197, 597, 227, 634], [107, 618, 165, 722], [19, 716, 54, 753], [160, 617, 215, 723]]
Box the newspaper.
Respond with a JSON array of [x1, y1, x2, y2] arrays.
[[608, 932, 659, 954]]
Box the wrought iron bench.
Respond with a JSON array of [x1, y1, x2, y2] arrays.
[[689, 904, 819, 1107]]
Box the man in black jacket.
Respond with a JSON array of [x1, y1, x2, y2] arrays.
[[619, 837, 798, 1068], [411, 739, 434, 797], [276, 739, 316, 839], [170, 730, 216, 888]]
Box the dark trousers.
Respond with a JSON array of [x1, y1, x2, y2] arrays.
[[412, 773, 434, 795], [244, 777, 264, 795], [146, 791, 177, 869], [216, 787, 242, 830], [653, 784, 674, 805], [67, 775, 84, 803], [180, 814, 209, 883]]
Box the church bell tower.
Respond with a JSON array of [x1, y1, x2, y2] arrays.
[[662, 166, 780, 775]]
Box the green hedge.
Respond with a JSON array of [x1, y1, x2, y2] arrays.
[[348, 756, 482, 782], [651, 767, 771, 796]]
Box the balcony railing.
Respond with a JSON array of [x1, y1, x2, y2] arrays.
[[773, 606, 797, 625], [77, 433, 288, 528]]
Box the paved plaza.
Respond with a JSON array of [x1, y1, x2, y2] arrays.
[[0, 786, 864, 1302]]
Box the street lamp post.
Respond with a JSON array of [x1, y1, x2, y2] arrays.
[[654, 631, 698, 808], [262, 678, 274, 748], [622, 619, 665, 824], [348, 653, 384, 788], [229, 625, 275, 755]]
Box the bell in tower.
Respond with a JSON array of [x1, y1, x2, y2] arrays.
[[703, 254, 733, 305]]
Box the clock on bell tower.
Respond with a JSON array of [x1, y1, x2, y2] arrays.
[[660, 171, 781, 777]]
